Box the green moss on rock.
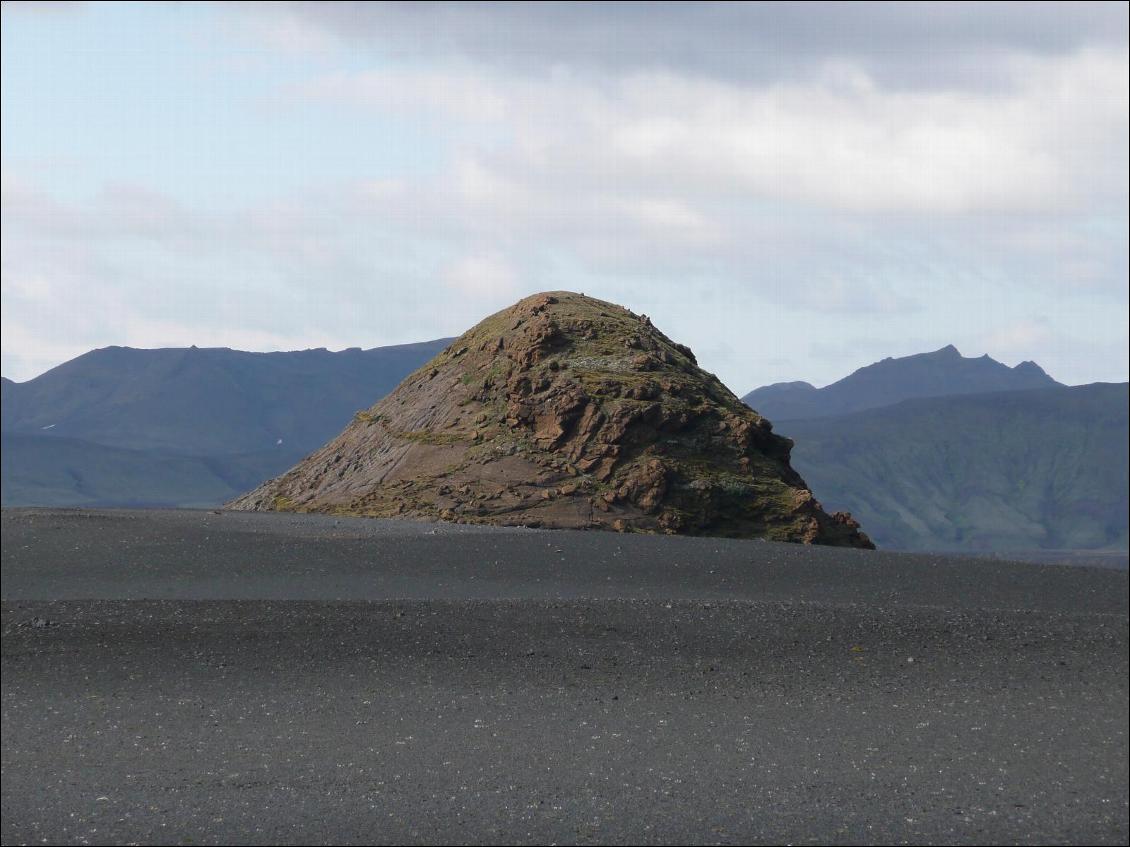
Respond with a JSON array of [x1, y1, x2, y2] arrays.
[[229, 292, 872, 547]]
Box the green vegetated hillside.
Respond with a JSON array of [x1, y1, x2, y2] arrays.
[[0, 433, 307, 508], [1, 340, 450, 507], [783, 383, 1129, 552], [2, 340, 451, 455]]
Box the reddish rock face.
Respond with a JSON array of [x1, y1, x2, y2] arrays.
[[228, 292, 873, 547]]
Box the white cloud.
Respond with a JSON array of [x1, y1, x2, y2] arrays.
[[265, 2, 1130, 90], [980, 319, 1057, 355], [968, 317, 1130, 386], [302, 70, 510, 123], [302, 49, 1127, 216], [442, 252, 519, 299], [614, 198, 717, 244], [2, 4, 1127, 391], [225, 4, 336, 55]]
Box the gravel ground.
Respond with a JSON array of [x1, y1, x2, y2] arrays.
[[2, 508, 1127, 845]]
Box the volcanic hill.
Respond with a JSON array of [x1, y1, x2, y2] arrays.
[[229, 292, 872, 546]]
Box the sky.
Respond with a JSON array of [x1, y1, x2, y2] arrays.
[[2, 1, 1127, 392]]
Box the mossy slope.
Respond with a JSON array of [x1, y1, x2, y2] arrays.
[[229, 292, 872, 547]]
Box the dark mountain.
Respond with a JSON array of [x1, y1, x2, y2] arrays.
[[2, 340, 451, 455], [743, 345, 1060, 421], [782, 383, 1129, 552], [1, 433, 305, 508], [1, 340, 450, 507]]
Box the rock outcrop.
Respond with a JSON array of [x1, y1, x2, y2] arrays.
[[229, 292, 872, 547]]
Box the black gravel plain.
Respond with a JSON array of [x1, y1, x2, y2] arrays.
[[2, 508, 1128, 845]]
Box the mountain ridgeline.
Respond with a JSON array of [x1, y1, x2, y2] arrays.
[[2, 341, 453, 455], [743, 345, 1060, 421], [2, 321, 1126, 558], [741, 348, 1127, 554], [1, 340, 450, 507]]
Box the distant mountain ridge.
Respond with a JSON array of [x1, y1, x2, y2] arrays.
[[2, 340, 452, 456], [1, 341, 450, 508], [743, 345, 1060, 420], [783, 383, 1129, 552], [743, 348, 1126, 554]]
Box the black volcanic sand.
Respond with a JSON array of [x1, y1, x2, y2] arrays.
[[2, 509, 1127, 845]]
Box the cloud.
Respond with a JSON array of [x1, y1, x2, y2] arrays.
[[980, 318, 1056, 355], [1, 2, 86, 14], [791, 274, 919, 316], [301, 70, 510, 122], [242, 10, 336, 54], [262, 2, 1129, 89], [967, 317, 1130, 386], [2, 2, 1127, 391], [0, 174, 456, 380], [288, 46, 1128, 341], [443, 252, 520, 299], [301, 47, 1127, 217]]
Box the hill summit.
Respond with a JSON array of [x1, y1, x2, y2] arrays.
[[229, 292, 872, 546]]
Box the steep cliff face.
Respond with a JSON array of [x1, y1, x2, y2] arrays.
[[229, 292, 872, 547]]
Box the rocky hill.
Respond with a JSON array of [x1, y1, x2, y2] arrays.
[[230, 292, 871, 546]]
